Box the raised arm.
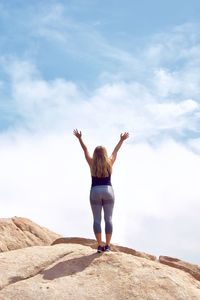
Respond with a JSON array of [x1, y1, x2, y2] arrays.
[[110, 132, 129, 165], [73, 129, 92, 167]]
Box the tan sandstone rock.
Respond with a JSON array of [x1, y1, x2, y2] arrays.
[[0, 244, 200, 300], [1, 217, 200, 299], [0, 217, 61, 252], [159, 256, 200, 282], [52, 237, 157, 261]]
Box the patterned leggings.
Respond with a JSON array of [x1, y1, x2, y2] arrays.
[[90, 185, 115, 234]]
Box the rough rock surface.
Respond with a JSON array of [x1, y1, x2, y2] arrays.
[[159, 256, 200, 281], [52, 237, 157, 261], [52, 238, 200, 282], [0, 244, 200, 300], [1, 217, 200, 299], [0, 217, 61, 252]]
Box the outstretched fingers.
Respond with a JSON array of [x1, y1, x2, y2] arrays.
[[120, 132, 129, 141], [73, 129, 82, 138]]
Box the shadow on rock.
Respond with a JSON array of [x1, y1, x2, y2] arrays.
[[8, 276, 25, 284], [42, 252, 101, 280]]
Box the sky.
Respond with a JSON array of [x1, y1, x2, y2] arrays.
[[0, 0, 200, 264]]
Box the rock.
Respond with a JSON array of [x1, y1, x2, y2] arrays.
[[0, 217, 200, 299], [0, 217, 61, 252], [0, 244, 73, 290], [159, 256, 200, 282], [52, 237, 157, 261], [0, 244, 200, 300]]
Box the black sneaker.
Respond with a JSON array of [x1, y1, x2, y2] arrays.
[[97, 245, 104, 253], [105, 245, 111, 252]]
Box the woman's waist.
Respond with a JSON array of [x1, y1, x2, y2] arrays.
[[91, 176, 111, 187], [90, 185, 114, 193]]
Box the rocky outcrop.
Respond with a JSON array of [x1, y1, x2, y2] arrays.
[[159, 256, 200, 281], [53, 238, 200, 283], [0, 244, 200, 300], [0, 217, 200, 299], [52, 237, 157, 261], [0, 217, 61, 252]]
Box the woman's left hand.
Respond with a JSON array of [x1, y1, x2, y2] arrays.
[[120, 132, 129, 141], [73, 129, 82, 139]]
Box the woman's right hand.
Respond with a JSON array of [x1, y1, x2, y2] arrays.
[[73, 129, 82, 139], [120, 132, 129, 141]]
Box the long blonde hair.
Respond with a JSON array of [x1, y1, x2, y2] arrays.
[[91, 146, 112, 177]]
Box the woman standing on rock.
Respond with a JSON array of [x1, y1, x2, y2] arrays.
[[73, 129, 129, 253]]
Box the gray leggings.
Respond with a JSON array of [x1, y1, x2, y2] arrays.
[[90, 185, 115, 234]]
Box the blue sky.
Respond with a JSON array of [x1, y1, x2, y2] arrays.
[[1, 0, 200, 136], [0, 1, 200, 263]]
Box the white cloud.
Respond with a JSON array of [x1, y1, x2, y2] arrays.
[[1, 56, 200, 145], [152, 67, 200, 99], [187, 138, 200, 154], [0, 132, 92, 235], [1, 56, 200, 264], [113, 139, 200, 262], [0, 133, 200, 264], [145, 23, 200, 63], [145, 99, 199, 132]]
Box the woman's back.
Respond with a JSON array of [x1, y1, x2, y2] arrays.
[[91, 146, 112, 178]]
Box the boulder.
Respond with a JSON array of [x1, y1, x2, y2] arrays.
[[0, 244, 200, 300], [52, 237, 157, 261], [159, 256, 200, 281], [1, 217, 200, 299], [0, 217, 61, 252]]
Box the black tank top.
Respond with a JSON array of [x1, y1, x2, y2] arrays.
[[91, 175, 112, 187]]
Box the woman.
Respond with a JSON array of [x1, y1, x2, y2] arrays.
[[73, 129, 129, 253]]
